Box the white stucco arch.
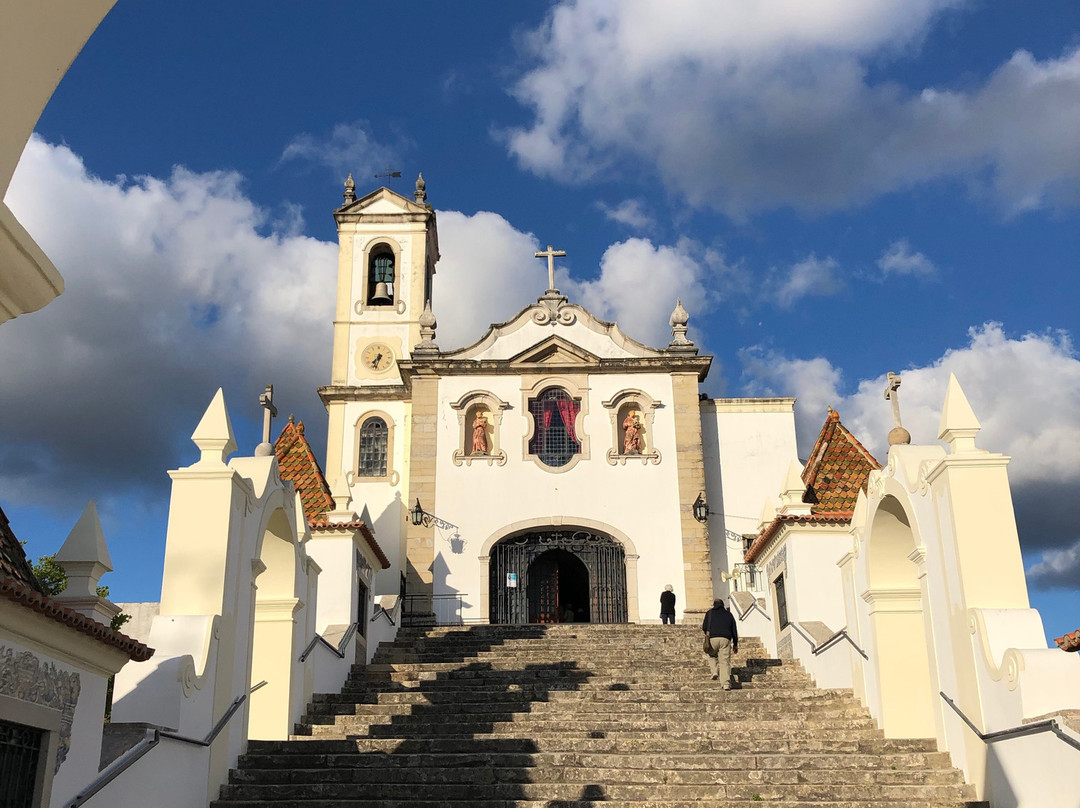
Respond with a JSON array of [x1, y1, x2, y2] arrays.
[[476, 517, 640, 623]]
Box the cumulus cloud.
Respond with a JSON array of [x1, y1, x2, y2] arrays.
[[1, 137, 338, 506], [596, 199, 652, 230], [504, 1, 1080, 216], [740, 322, 1080, 564], [563, 237, 718, 349], [775, 255, 843, 308], [1026, 540, 1080, 590], [280, 120, 405, 180], [877, 239, 937, 279]]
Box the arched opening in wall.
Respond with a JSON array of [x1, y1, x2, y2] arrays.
[[248, 508, 302, 741], [864, 495, 936, 739], [527, 549, 590, 623], [366, 244, 396, 306], [465, 403, 491, 456], [617, 401, 646, 455], [489, 528, 626, 624]]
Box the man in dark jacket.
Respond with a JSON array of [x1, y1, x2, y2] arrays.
[[702, 598, 738, 689], [660, 585, 677, 624]]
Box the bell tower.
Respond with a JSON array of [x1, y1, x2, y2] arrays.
[[328, 172, 439, 388]]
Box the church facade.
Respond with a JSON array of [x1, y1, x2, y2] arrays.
[[318, 177, 798, 625]]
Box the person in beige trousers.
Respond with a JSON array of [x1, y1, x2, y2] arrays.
[[702, 598, 739, 689]]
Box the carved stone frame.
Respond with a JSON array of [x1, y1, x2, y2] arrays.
[[354, 237, 408, 316], [602, 388, 662, 465], [451, 391, 510, 467], [521, 375, 590, 473], [348, 409, 399, 485]]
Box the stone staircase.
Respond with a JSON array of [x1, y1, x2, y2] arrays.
[[212, 624, 986, 807]]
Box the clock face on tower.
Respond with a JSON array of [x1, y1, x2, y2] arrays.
[[361, 342, 395, 373]]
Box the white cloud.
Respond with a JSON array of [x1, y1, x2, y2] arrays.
[[877, 239, 937, 278], [740, 322, 1080, 561], [775, 255, 842, 308], [596, 199, 652, 230], [505, 2, 1080, 215], [563, 237, 716, 349], [1027, 540, 1080, 590], [280, 120, 404, 180], [1, 137, 338, 504]]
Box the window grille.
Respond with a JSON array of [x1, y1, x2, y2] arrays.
[[357, 417, 388, 477], [0, 719, 43, 808], [774, 574, 789, 628], [528, 388, 581, 468]]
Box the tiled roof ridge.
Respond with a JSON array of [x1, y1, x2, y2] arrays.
[[308, 519, 391, 569], [274, 419, 334, 523], [1055, 629, 1080, 652], [0, 504, 44, 593], [802, 409, 881, 489], [0, 575, 154, 662]]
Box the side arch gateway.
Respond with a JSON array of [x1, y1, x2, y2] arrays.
[[489, 528, 628, 625]]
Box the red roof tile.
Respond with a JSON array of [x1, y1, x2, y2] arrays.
[[1056, 629, 1080, 652], [0, 576, 154, 662], [0, 504, 43, 593], [274, 418, 335, 523], [744, 409, 880, 564], [802, 408, 881, 515], [273, 419, 390, 570]]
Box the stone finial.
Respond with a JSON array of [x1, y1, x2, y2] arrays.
[[54, 500, 113, 597], [938, 373, 982, 453], [884, 371, 911, 445], [329, 475, 352, 514], [343, 173, 356, 205], [191, 388, 238, 465], [414, 172, 427, 204], [758, 496, 777, 529], [668, 299, 696, 351], [778, 460, 813, 515], [413, 300, 440, 354]]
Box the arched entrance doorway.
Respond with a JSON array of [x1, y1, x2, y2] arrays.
[[528, 549, 589, 623], [489, 529, 627, 624]]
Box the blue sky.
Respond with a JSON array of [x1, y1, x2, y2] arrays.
[[2, 1, 1078, 642]]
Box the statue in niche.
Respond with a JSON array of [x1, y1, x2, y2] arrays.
[[471, 412, 489, 454], [623, 411, 643, 454]]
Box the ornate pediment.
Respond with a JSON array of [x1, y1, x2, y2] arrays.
[[509, 336, 601, 368], [335, 186, 429, 219]]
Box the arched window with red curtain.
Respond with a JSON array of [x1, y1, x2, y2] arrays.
[[528, 388, 581, 467]]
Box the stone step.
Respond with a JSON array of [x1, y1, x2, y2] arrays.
[[304, 699, 867, 718], [217, 781, 976, 802]]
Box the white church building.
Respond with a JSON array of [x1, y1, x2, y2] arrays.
[[315, 176, 798, 627]]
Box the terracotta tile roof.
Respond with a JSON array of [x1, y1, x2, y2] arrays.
[[0, 576, 154, 662], [0, 504, 43, 592], [802, 408, 881, 515], [1056, 629, 1080, 652], [744, 409, 880, 564], [274, 418, 335, 523], [309, 520, 390, 569], [273, 419, 390, 570]]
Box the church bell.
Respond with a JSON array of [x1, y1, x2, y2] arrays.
[[370, 282, 393, 305]]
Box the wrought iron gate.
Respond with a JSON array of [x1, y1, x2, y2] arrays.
[[489, 529, 627, 624], [0, 719, 43, 808]]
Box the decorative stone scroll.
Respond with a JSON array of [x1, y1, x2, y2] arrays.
[[0, 646, 81, 773]]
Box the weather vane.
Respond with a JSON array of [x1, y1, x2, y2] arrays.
[[374, 167, 402, 187]]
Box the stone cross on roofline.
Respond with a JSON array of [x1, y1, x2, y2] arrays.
[[884, 371, 911, 445], [254, 384, 278, 456], [534, 244, 566, 294]]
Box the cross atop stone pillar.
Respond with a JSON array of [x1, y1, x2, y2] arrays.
[[255, 384, 278, 457], [884, 371, 911, 445], [534, 244, 566, 294]]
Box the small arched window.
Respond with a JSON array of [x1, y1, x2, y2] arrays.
[[357, 417, 388, 477], [528, 388, 581, 468], [367, 249, 395, 305]]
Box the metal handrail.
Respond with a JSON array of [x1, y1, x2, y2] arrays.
[[940, 691, 1080, 753], [788, 623, 870, 661], [298, 622, 358, 662], [68, 680, 266, 807], [731, 597, 771, 623], [371, 604, 397, 626]]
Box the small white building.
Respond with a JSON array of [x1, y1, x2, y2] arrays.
[[319, 177, 799, 626]]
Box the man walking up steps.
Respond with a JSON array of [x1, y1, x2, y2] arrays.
[[702, 597, 739, 689]]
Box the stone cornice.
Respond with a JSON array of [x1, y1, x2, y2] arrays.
[[318, 384, 411, 405], [923, 451, 1011, 485], [397, 355, 713, 379]]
